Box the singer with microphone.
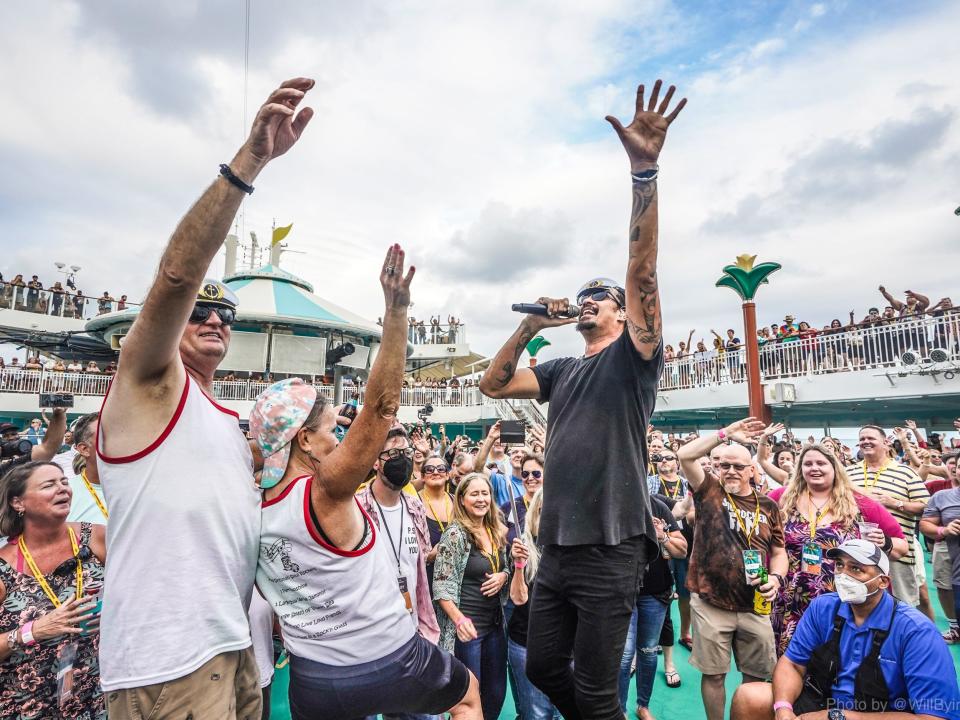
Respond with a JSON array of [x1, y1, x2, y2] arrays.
[[479, 79, 686, 720]]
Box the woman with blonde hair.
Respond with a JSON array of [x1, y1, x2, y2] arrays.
[[767, 444, 908, 654], [434, 472, 511, 720]]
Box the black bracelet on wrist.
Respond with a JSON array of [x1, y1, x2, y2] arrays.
[[219, 164, 255, 194], [881, 533, 893, 553]]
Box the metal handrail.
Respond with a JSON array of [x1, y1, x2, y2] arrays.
[[0, 282, 139, 320], [659, 314, 960, 391]]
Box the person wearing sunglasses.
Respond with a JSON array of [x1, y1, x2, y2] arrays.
[[677, 418, 788, 720], [419, 458, 455, 595], [95, 77, 321, 719], [479, 78, 688, 719], [499, 452, 544, 545]]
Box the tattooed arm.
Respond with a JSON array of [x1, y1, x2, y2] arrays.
[[479, 299, 576, 399], [606, 80, 686, 360]]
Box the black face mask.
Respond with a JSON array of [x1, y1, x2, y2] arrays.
[[382, 455, 414, 489]]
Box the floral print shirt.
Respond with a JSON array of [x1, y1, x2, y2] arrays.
[[0, 523, 105, 719]]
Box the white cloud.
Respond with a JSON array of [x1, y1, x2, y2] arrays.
[[0, 0, 959, 371]]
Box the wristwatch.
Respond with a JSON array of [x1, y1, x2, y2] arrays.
[[5, 628, 19, 649], [828, 709, 846, 720]]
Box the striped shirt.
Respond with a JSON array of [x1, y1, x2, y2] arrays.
[[847, 460, 929, 564]]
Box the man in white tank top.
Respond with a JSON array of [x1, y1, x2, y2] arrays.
[[96, 77, 317, 719], [251, 246, 480, 720]]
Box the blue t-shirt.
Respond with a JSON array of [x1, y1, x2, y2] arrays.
[[785, 592, 960, 719], [489, 472, 524, 510]]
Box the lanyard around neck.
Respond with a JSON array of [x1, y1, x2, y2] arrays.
[[722, 482, 761, 545], [373, 496, 404, 574], [862, 459, 889, 489], [18, 527, 82, 607], [80, 470, 108, 519], [806, 491, 830, 540]]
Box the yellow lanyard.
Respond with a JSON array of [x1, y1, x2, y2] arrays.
[[722, 483, 761, 545], [522, 494, 530, 509], [421, 493, 450, 533], [80, 470, 109, 519], [661, 476, 682, 500], [806, 492, 830, 540], [18, 527, 83, 607], [861, 460, 889, 490], [483, 527, 501, 574]]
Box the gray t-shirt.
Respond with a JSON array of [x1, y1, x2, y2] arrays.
[[923, 488, 960, 585], [532, 330, 661, 546]]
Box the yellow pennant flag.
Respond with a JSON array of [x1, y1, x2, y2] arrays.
[[272, 223, 293, 246]]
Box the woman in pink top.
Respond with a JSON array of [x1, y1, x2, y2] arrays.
[[767, 445, 908, 655]]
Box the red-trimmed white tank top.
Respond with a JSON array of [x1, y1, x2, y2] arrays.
[[96, 374, 261, 690], [257, 475, 415, 664]]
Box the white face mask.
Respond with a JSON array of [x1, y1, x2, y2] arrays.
[[834, 571, 882, 605]]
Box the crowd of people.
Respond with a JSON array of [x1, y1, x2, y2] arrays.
[[2, 75, 959, 720], [394, 315, 464, 345], [0, 273, 129, 319], [663, 289, 960, 388]]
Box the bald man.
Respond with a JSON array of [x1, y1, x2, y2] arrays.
[[678, 418, 788, 720]]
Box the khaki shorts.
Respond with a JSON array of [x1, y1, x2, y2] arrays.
[[689, 593, 775, 679], [889, 558, 920, 607], [106, 647, 261, 720], [933, 542, 953, 591]]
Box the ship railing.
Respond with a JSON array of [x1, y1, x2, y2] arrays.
[[658, 314, 960, 391], [0, 283, 140, 321]]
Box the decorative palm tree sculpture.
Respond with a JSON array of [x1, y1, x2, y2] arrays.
[[715, 255, 781, 423], [525, 335, 551, 368]]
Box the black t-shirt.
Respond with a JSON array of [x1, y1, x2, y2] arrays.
[[532, 330, 662, 546], [458, 545, 504, 636], [638, 496, 680, 599]]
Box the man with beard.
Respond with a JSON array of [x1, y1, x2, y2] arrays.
[[678, 418, 788, 720], [479, 79, 686, 719]]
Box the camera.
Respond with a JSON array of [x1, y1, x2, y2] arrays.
[[500, 420, 526, 445], [40, 392, 74, 408], [650, 453, 663, 463], [417, 403, 434, 424], [1, 438, 32, 459]]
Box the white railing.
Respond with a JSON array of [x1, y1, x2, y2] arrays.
[[659, 314, 960, 391], [0, 370, 112, 396], [0, 283, 138, 320], [407, 322, 466, 345]]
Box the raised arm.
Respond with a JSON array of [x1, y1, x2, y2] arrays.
[[906, 290, 930, 312], [118, 78, 314, 386], [473, 421, 501, 473], [879, 285, 903, 312], [677, 417, 765, 491], [30, 408, 66, 463], [479, 303, 574, 399], [606, 80, 686, 360], [757, 423, 789, 485], [314, 245, 414, 502]]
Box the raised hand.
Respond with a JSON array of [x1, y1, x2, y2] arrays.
[[761, 422, 785, 439], [606, 79, 687, 172], [410, 428, 430, 455], [724, 417, 767, 445], [245, 78, 315, 165], [905, 419, 918, 431], [380, 244, 415, 310], [522, 296, 578, 333]]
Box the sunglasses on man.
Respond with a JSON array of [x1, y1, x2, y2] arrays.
[[521, 470, 542, 479], [718, 461, 750, 472], [658, 456, 677, 462], [189, 304, 236, 326], [576, 289, 617, 305]]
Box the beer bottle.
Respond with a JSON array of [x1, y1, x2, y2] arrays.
[[753, 567, 772, 615]]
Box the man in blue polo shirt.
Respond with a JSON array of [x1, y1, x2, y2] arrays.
[[731, 539, 960, 720]]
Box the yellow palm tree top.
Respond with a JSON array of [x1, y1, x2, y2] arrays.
[[735, 254, 757, 271]]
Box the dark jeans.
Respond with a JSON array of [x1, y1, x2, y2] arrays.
[[455, 627, 507, 720], [618, 596, 669, 712], [526, 536, 648, 720]]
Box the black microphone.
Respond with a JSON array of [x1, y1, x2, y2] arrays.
[[511, 303, 580, 318]]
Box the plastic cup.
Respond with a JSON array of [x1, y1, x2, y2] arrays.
[[858, 522, 880, 538]]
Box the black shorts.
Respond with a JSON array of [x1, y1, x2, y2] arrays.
[[288, 634, 470, 720]]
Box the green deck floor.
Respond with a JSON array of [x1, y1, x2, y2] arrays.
[[269, 557, 960, 719]]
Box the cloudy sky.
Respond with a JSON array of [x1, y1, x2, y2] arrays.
[[1, 0, 958, 362]]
